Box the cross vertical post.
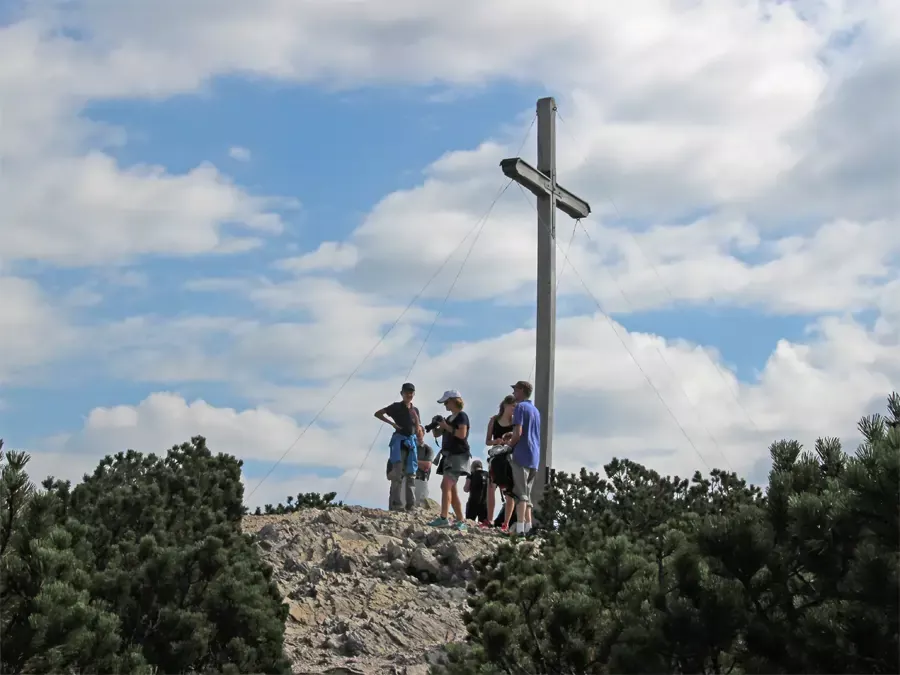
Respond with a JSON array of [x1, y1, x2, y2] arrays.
[[534, 97, 557, 508], [500, 97, 591, 510]]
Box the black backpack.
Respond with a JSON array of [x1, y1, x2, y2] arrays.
[[488, 447, 514, 490]]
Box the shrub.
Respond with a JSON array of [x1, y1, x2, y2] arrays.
[[0, 436, 292, 674], [441, 393, 900, 674]]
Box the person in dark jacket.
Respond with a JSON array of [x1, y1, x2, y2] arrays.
[[464, 460, 489, 525]]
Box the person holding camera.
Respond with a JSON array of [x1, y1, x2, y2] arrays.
[[374, 382, 423, 511], [427, 390, 470, 531]]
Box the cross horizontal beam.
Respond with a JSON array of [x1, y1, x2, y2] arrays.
[[499, 157, 591, 220]]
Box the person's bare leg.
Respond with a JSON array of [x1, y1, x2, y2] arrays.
[[450, 483, 464, 521], [440, 477, 452, 519], [486, 483, 495, 525], [516, 499, 527, 524], [503, 498, 514, 528]]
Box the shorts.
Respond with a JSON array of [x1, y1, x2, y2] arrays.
[[510, 457, 536, 504], [441, 452, 470, 480], [465, 500, 488, 522]]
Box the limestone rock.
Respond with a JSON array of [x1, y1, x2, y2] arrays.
[[408, 547, 441, 581], [243, 505, 503, 674]]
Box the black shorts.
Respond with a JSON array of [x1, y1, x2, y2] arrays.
[[466, 501, 488, 522]]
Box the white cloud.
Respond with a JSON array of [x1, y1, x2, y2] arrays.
[[228, 146, 251, 162], [27, 306, 899, 510], [35, 0, 883, 219], [0, 276, 77, 385], [83, 278, 436, 383], [1, 153, 288, 266], [3, 0, 896, 271], [3, 0, 899, 511], [276, 242, 360, 274]]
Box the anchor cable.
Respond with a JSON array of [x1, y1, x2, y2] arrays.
[[248, 116, 538, 503], [245, 180, 513, 502], [514, 182, 714, 471], [555, 110, 762, 440], [342, 179, 514, 502]]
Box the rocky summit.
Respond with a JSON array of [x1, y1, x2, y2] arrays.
[[242, 503, 503, 675]]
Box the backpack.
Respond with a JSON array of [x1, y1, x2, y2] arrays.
[[487, 445, 514, 490]]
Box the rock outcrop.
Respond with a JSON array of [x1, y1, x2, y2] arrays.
[[243, 502, 503, 674]]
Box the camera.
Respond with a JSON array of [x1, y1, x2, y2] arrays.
[[424, 414, 444, 433]]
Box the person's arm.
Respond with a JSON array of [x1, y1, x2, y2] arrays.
[[485, 416, 496, 446], [374, 405, 400, 431], [453, 413, 469, 440], [417, 445, 434, 472], [507, 406, 524, 446], [413, 408, 424, 443]]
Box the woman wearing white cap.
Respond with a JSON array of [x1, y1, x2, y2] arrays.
[[428, 390, 471, 530]]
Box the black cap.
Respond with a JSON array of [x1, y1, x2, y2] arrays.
[[511, 380, 533, 398], [401, 382, 416, 392]]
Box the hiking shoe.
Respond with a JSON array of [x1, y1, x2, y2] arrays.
[[477, 521, 491, 529], [499, 525, 510, 534], [453, 521, 468, 531], [428, 517, 450, 528]]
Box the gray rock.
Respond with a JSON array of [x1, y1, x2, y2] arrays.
[[342, 631, 368, 656], [323, 548, 356, 573], [284, 557, 308, 574], [385, 540, 406, 562], [424, 529, 450, 547], [408, 547, 441, 580], [243, 504, 501, 674], [257, 523, 280, 542]]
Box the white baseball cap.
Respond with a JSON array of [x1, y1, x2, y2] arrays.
[[437, 389, 462, 403]]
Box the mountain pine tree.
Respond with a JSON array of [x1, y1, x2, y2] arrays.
[[0, 436, 291, 674], [441, 393, 900, 674]]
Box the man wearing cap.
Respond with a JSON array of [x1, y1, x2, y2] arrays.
[[505, 380, 539, 535], [374, 383, 423, 511]]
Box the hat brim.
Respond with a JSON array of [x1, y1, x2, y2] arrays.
[[437, 397, 449, 404]]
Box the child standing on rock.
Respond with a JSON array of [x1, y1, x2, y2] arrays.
[[464, 460, 489, 526]]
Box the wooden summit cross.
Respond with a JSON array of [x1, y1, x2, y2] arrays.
[[500, 97, 591, 508]]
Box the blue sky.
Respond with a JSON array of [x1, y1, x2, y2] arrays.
[[6, 81, 805, 443], [1, 1, 897, 509]]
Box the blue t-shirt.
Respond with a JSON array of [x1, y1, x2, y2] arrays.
[[512, 400, 540, 469]]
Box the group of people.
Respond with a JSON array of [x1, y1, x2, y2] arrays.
[[374, 380, 541, 535]]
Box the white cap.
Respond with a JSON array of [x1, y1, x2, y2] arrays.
[[437, 389, 462, 403]]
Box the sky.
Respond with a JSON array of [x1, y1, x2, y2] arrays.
[[1, 0, 898, 511]]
